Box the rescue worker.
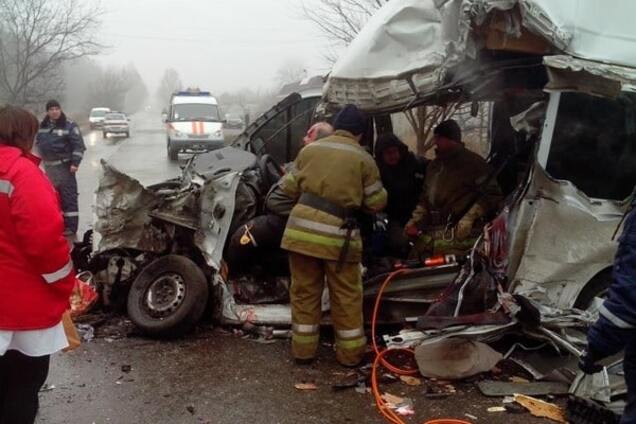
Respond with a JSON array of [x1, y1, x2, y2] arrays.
[[36, 100, 86, 239], [404, 119, 501, 256], [0, 105, 76, 424], [225, 122, 334, 275], [581, 192, 636, 424], [280, 104, 387, 366], [375, 133, 427, 257]]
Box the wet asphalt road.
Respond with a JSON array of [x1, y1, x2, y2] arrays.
[[38, 114, 557, 424]]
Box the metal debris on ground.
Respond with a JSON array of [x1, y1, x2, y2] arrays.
[[399, 375, 421, 386], [477, 380, 569, 397], [381, 393, 415, 416], [513, 393, 567, 423], [294, 383, 318, 391], [414, 338, 503, 380], [76, 323, 95, 342]]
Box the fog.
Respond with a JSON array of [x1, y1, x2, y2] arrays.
[[95, 0, 329, 93]]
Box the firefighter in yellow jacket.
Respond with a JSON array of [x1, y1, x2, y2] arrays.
[[280, 104, 387, 366]]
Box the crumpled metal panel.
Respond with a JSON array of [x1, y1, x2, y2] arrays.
[[509, 165, 623, 309], [194, 171, 241, 269], [94, 161, 168, 253], [544, 55, 636, 87], [325, 0, 636, 111]]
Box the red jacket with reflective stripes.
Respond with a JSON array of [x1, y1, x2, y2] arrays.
[[0, 145, 75, 330]]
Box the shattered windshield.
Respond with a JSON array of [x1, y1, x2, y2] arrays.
[[171, 104, 221, 122], [546, 92, 636, 200]]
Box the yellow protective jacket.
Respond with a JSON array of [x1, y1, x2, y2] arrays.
[[280, 130, 387, 262], [407, 144, 502, 228]]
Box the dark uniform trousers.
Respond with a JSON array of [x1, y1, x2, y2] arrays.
[[44, 163, 79, 235]]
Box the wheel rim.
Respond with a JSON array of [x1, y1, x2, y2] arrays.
[[144, 273, 186, 318]]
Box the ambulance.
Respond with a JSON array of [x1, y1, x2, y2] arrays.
[[165, 88, 225, 160]]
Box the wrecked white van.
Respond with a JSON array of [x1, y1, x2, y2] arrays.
[[323, 0, 635, 316]]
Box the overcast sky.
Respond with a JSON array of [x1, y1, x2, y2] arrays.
[[95, 0, 332, 93]]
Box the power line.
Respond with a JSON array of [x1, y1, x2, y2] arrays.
[[103, 32, 317, 45]]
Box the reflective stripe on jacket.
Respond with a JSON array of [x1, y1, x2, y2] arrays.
[[0, 145, 75, 330], [36, 114, 86, 167], [280, 130, 387, 262]]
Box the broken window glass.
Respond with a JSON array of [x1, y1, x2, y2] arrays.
[[546, 92, 636, 200]]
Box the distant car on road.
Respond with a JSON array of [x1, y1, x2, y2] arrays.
[[224, 115, 244, 129], [89, 107, 111, 129], [102, 112, 130, 138]]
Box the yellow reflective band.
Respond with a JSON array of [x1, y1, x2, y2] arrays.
[[364, 181, 383, 196], [292, 333, 320, 344], [284, 228, 362, 248], [336, 336, 367, 350], [337, 328, 364, 338], [365, 189, 387, 209], [293, 323, 319, 333]]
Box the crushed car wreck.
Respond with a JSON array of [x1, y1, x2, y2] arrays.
[[74, 0, 635, 421]]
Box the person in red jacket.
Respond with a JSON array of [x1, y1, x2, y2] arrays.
[[0, 105, 75, 424]]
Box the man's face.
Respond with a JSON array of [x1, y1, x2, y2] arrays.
[[303, 125, 319, 145], [434, 135, 457, 155], [47, 106, 62, 120], [382, 146, 401, 166]]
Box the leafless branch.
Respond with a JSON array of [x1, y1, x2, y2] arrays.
[[300, 0, 388, 63], [0, 0, 104, 106]]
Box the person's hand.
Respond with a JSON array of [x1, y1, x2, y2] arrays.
[[579, 349, 604, 374], [404, 224, 420, 238], [70, 165, 79, 174], [455, 216, 474, 240]]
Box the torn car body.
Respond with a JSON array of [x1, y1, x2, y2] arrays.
[[322, 0, 636, 417]]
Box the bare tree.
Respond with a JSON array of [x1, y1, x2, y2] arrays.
[[301, 0, 388, 63], [156, 68, 182, 106], [87, 67, 133, 112], [0, 0, 103, 107], [275, 60, 307, 87]]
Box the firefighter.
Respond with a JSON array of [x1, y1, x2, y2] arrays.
[[280, 104, 387, 366], [36, 100, 86, 239], [581, 192, 636, 424], [225, 122, 334, 275], [404, 119, 501, 256]]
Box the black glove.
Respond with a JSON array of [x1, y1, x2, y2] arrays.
[[578, 349, 604, 374]]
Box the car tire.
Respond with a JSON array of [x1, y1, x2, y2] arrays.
[[574, 268, 613, 310], [167, 141, 178, 161], [127, 255, 209, 338]]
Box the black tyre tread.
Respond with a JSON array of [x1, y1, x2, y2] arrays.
[[168, 145, 178, 160], [574, 268, 613, 309], [127, 255, 208, 338], [567, 395, 620, 424]]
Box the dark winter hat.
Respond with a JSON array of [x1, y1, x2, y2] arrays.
[[434, 119, 462, 143], [45, 99, 61, 110], [375, 133, 406, 155], [333, 104, 368, 136]]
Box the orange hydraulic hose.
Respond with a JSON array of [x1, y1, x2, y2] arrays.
[[369, 270, 473, 424], [370, 269, 417, 424]]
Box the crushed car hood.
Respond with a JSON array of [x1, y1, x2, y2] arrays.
[[324, 0, 636, 112]]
